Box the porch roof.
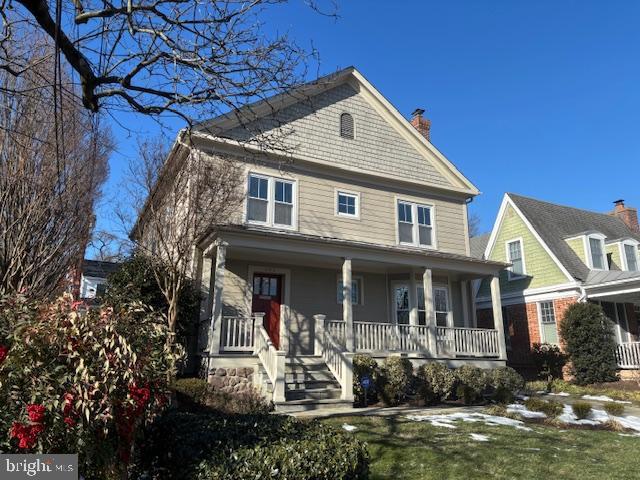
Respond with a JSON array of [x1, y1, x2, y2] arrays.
[[202, 224, 507, 277], [584, 270, 640, 303]]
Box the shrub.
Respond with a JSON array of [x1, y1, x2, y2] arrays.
[[0, 293, 181, 479], [489, 367, 525, 404], [559, 303, 618, 385], [524, 398, 563, 417], [416, 363, 456, 405], [455, 365, 488, 405], [572, 401, 593, 420], [204, 388, 272, 415], [134, 410, 369, 479], [604, 402, 625, 416], [173, 378, 208, 405], [353, 354, 380, 406], [531, 343, 567, 387], [379, 356, 413, 406]]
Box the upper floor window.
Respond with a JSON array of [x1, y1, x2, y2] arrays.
[[506, 238, 525, 280], [336, 190, 359, 218], [340, 113, 354, 139], [587, 235, 606, 270], [246, 173, 295, 229], [397, 200, 435, 248], [623, 242, 639, 271]]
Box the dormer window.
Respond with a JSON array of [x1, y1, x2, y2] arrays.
[[622, 241, 639, 271], [340, 113, 354, 139], [587, 234, 607, 270]]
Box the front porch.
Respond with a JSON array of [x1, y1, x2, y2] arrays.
[[194, 227, 508, 405]]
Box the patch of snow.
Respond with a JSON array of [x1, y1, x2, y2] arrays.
[[557, 405, 602, 425], [342, 424, 357, 432], [515, 393, 529, 401], [581, 394, 631, 404], [469, 433, 490, 442], [507, 404, 547, 419], [614, 415, 640, 433], [407, 412, 532, 432], [547, 392, 570, 397], [535, 390, 547, 394]]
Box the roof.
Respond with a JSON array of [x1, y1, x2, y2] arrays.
[[470, 233, 490, 259], [585, 269, 640, 286], [508, 193, 640, 281], [82, 260, 120, 279]]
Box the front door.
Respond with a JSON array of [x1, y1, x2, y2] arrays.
[[251, 274, 282, 348]]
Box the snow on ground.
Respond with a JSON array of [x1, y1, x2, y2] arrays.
[[406, 412, 532, 431], [506, 404, 547, 419], [581, 394, 631, 404], [547, 392, 570, 397], [556, 405, 640, 434], [342, 424, 357, 432], [469, 433, 490, 442]]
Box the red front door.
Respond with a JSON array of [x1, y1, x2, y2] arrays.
[[251, 274, 282, 348]]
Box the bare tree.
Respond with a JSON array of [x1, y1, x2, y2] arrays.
[[0, 48, 111, 298], [122, 135, 244, 340], [1, 0, 335, 124], [89, 230, 129, 261], [468, 212, 482, 238]]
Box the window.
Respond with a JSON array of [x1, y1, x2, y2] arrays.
[[395, 285, 410, 325], [340, 113, 354, 139], [337, 277, 362, 305], [588, 235, 606, 270], [336, 191, 359, 218], [624, 243, 639, 272], [434, 287, 450, 327], [538, 301, 558, 344], [394, 284, 446, 326], [397, 200, 435, 247], [246, 174, 295, 228], [506, 239, 525, 279]]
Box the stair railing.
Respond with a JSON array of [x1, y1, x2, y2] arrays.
[[254, 318, 286, 403], [314, 314, 354, 402]]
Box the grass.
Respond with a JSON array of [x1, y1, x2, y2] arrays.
[[321, 415, 640, 480], [526, 379, 640, 404]]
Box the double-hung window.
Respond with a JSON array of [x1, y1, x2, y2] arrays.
[[246, 174, 295, 228], [588, 235, 606, 270], [397, 200, 435, 248], [623, 242, 639, 272], [538, 301, 559, 344], [506, 239, 525, 279]]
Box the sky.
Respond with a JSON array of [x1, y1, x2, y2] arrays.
[[94, 0, 640, 254]]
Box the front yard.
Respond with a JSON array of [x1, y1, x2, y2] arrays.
[[322, 413, 640, 480]]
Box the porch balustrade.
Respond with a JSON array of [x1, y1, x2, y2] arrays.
[[220, 315, 260, 352], [436, 326, 500, 357], [616, 342, 640, 369]]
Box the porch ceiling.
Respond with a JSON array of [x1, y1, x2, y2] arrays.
[[209, 225, 505, 279]]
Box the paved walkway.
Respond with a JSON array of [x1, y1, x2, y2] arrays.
[[289, 404, 484, 419]]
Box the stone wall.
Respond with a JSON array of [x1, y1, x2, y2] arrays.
[[208, 366, 255, 394]]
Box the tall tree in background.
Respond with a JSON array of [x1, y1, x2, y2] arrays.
[[0, 46, 111, 298]]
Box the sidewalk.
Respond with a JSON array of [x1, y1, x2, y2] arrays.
[[288, 403, 485, 419]]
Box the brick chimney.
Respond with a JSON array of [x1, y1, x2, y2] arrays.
[[410, 108, 431, 142], [611, 199, 639, 232]]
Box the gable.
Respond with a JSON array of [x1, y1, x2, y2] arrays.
[[215, 81, 468, 191]]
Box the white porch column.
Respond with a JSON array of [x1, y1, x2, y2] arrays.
[[314, 314, 326, 356], [207, 241, 228, 355], [461, 280, 471, 328], [490, 274, 508, 361], [423, 268, 438, 357], [408, 268, 419, 326], [342, 258, 354, 352]]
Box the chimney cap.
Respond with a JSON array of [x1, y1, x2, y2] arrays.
[[614, 199, 625, 207], [411, 108, 425, 118]]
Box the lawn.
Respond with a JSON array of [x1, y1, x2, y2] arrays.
[[321, 414, 640, 480]]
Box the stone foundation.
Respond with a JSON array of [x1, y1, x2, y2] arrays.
[[208, 366, 255, 394], [619, 369, 640, 381]]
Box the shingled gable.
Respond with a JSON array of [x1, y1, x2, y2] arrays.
[[494, 193, 640, 282], [191, 67, 479, 196]]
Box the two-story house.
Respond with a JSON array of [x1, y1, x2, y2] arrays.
[[142, 67, 508, 411], [473, 193, 640, 378]]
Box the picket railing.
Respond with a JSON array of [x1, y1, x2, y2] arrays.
[[254, 323, 285, 402], [316, 315, 353, 401], [353, 321, 431, 352], [436, 326, 500, 357], [220, 315, 258, 352], [616, 342, 640, 369], [327, 320, 347, 347]]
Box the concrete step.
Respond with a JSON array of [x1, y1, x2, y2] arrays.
[[286, 386, 342, 401], [285, 370, 336, 383], [285, 363, 328, 373], [285, 379, 340, 390], [274, 398, 352, 413]]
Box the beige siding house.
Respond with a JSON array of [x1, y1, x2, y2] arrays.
[[147, 68, 507, 410]]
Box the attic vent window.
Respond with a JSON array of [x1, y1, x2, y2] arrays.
[[340, 113, 354, 139]]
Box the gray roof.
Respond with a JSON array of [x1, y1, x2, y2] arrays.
[[585, 269, 640, 286], [82, 260, 120, 279], [508, 193, 640, 282], [470, 233, 490, 259]]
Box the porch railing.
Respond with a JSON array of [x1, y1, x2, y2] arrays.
[[320, 323, 354, 401], [354, 321, 430, 352], [254, 322, 286, 402], [437, 326, 500, 358], [220, 315, 259, 352], [616, 342, 640, 369]]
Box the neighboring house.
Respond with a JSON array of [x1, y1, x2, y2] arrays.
[[473, 193, 640, 377], [137, 67, 508, 410], [78, 260, 120, 301]]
